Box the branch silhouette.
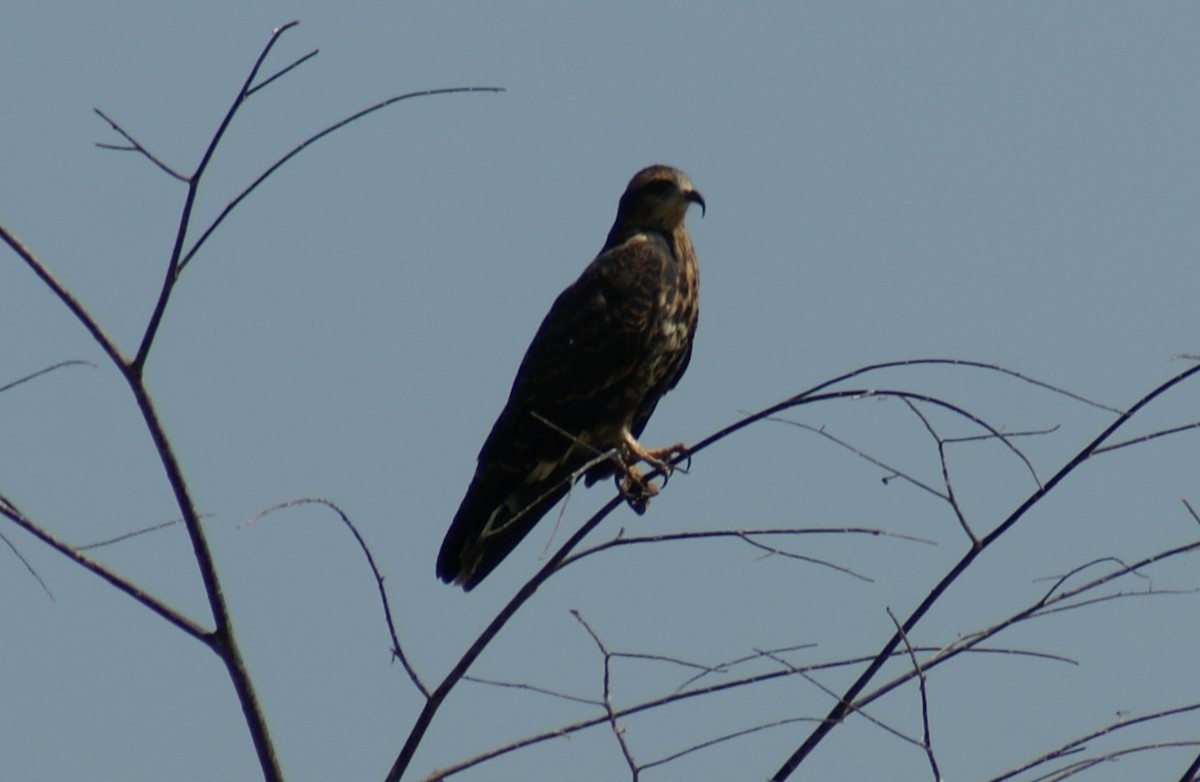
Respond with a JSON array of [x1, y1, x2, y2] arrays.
[[2, 19, 503, 782], [6, 15, 1200, 782], [769, 362, 1200, 781]]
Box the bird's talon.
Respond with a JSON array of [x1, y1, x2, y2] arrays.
[[617, 467, 659, 515]]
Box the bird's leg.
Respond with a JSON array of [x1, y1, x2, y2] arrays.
[[621, 431, 689, 481], [613, 431, 690, 514]]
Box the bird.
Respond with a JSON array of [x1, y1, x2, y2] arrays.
[[437, 164, 705, 590]]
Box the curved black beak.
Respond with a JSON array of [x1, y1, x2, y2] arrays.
[[685, 189, 706, 218]]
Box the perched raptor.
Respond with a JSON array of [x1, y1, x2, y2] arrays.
[[437, 165, 705, 590]]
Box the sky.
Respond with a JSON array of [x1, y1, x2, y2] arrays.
[[3, 3, 1200, 781]]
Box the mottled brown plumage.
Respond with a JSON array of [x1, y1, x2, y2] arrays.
[[437, 165, 704, 590]]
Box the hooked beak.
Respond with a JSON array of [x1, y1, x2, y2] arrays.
[[685, 189, 706, 218]]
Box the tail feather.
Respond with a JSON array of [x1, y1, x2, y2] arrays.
[[437, 466, 576, 590]]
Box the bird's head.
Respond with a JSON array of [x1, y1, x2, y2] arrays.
[[615, 165, 706, 231]]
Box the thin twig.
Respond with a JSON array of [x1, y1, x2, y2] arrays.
[[0, 528, 54, 599], [176, 85, 505, 276], [386, 491, 626, 782], [0, 360, 95, 395], [944, 424, 1060, 444], [0, 497, 208, 641], [675, 643, 819, 691], [246, 47, 319, 96], [695, 388, 1042, 492], [888, 607, 942, 782], [245, 497, 428, 698], [901, 397, 978, 545], [573, 610, 640, 780], [133, 21, 303, 370], [1183, 498, 1200, 526], [1092, 421, 1200, 455], [764, 417, 949, 500], [639, 717, 816, 772], [93, 108, 188, 181], [462, 676, 602, 707], [423, 645, 1070, 781], [852, 538, 1200, 717], [768, 363, 1200, 781], [77, 517, 185, 550], [758, 647, 925, 750], [564, 525, 931, 585], [989, 702, 1200, 782]]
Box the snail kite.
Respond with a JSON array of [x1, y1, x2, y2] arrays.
[[437, 165, 705, 590]]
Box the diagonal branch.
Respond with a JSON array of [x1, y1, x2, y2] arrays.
[[93, 107, 188, 181], [175, 84, 505, 277], [764, 417, 950, 500], [989, 702, 1200, 782], [768, 362, 1200, 781], [425, 645, 1069, 781], [0, 496, 210, 641], [0, 225, 128, 367], [385, 490, 626, 782], [133, 20, 305, 370], [246, 46, 319, 97]]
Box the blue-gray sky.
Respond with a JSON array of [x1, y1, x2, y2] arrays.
[[3, 4, 1199, 781]]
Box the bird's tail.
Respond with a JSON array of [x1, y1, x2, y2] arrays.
[[437, 467, 576, 590]]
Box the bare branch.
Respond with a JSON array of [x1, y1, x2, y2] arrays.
[[888, 607, 942, 782], [564, 526, 933, 583], [246, 46, 319, 96], [640, 717, 816, 773], [175, 85, 505, 276], [386, 489, 626, 782], [768, 362, 1200, 781], [851, 539, 1200, 718], [758, 647, 926, 750], [0, 495, 209, 641], [675, 643, 820, 691], [133, 21, 307, 370], [1176, 741, 1200, 782], [763, 357, 1122, 414], [0, 360, 95, 395], [77, 517, 186, 550], [696, 387, 1043, 492], [93, 108, 188, 181], [573, 610, 640, 780], [763, 416, 949, 500], [989, 702, 1200, 782], [245, 497, 428, 698], [944, 424, 1061, 444], [0, 528, 54, 599], [1184, 498, 1200, 527], [0, 224, 128, 368], [426, 645, 1070, 781], [1092, 420, 1200, 456], [901, 396, 978, 545], [462, 675, 602, 707]]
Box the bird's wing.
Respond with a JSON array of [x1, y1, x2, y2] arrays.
[[437, 234, 674, 588]]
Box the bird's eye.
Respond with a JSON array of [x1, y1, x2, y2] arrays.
[[641, 180, 675, 198]]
